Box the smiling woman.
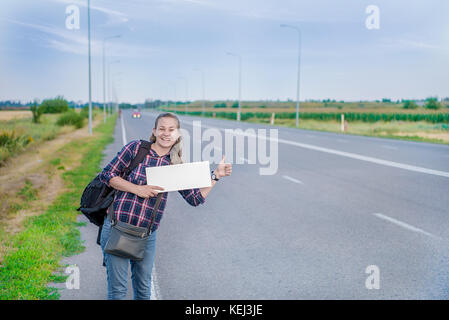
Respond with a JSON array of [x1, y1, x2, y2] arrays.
[[98, 111, 231, 300]]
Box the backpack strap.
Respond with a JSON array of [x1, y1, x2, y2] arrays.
[[147, 192, 163, 235], [123, 140, 152, 178]]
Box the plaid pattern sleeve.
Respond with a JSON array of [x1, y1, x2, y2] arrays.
[[178, 188, 206, 207], [99, 140, 141, 187]]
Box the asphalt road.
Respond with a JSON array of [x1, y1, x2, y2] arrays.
[[54, 109, 449, 299]]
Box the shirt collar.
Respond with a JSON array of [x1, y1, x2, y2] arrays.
[[149, 144, 171, 159]]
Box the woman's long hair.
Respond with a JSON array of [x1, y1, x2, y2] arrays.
[[149, 112, 183, 165]]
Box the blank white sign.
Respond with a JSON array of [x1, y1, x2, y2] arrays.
[[145, 161, 211, 192]]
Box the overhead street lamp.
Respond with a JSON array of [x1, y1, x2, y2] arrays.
[[177, 76, 189, 113], [168, 81, 177, 112], [280, 23, 302, 127], [226, 52, 242, 121], [103, 34, 121, 123], [108, 60, 120, 114], [111, 72, 123, 113], [87, 0, 92, 134], [193, 68, 206, 116]]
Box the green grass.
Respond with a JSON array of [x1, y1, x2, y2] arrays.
[[17, 180, 38, 202], [0, 114, 117, 300], [0, 115, 64, 166]]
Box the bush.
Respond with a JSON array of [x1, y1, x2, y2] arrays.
[[424, 97, 442, 110], [403, 100, 418, 109], [213, 103, 227, 108], [56, 111, 85, 128], [40, 96, 69, 114], [0, 130, 32, 165], [30, 101, 43, 123], [80, 105, 89, 119], [231, 102, 238, 108]]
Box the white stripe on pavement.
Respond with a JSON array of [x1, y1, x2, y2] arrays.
[[180, 120, 449, 178], [282, 175, 304, 184], [120, 114, 127, 145], [373, 213, 440, 239]]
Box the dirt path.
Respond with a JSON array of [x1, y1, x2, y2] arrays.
[[0, 117, 102, 261]]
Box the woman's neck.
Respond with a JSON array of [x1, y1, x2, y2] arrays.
[[151, 142, 170, 157]]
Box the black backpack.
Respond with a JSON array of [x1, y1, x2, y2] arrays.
[[77, 140, 153, 243]]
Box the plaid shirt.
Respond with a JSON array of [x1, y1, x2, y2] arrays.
[[99, 140, 205, 232]]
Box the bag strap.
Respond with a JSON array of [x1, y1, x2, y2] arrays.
[[110, 140, 152, 223], [123, 140, 152, 178], [113, 140, 164, 234], [147, 192, 163, 235]]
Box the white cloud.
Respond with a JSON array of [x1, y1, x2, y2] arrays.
[[3, 18, 158, 57]]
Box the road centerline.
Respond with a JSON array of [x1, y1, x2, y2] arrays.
[[179, 119, 449, 178], [373, 213, 440, 240]]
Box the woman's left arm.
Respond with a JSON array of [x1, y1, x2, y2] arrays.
[[199, 155, 232, 199], [179, 155, 232, 206]]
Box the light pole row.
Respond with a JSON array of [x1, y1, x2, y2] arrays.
[[103, 35, 121, 123], [87, 1, 123, 135]]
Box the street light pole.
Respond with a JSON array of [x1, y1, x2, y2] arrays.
[[103, 35, 121, 123], [226, 52, 242, 121], [112, 72, 123, 114], [108, 60, 120, 114], [177, 76, 189, 113], [194, 68, 206, 116], [280, 24, 302, 127], [87, 0, 92, 134]]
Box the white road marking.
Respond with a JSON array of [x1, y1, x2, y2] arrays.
[[120, 114, 161, 300], [150, 266, 162, 300], [282, 175, 304, 184], [373, 213, 440, 239], [381, 145, 398, 150], [240, 157, 249, 163], [180, 121, 449, 178], [120, 114, 127, 145]]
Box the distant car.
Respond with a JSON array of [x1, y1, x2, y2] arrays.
[[132, 111, 141, 119]]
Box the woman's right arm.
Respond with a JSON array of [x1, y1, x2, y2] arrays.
[[100, 140, 163, 198], [109, 176, 163, 198]]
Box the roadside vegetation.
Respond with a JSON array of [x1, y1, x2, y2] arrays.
[[0, 113, 116, 300], [0, 97, 100, 166], [159, 98, 449, 144]]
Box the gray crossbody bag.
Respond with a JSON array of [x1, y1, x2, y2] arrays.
[[105, 192, 163, 261]]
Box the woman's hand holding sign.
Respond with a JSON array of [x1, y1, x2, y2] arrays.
[[134, 185, 164, 198]]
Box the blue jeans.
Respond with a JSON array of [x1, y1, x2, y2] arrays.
[[100, 216, 158, 300]]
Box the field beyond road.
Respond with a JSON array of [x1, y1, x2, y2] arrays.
[[159, 102, 449, 144]]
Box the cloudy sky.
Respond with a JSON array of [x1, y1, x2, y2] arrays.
[[1, 0, 448, 103]]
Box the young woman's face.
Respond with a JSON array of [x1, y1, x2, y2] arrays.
[[152, 116, 180, 149]]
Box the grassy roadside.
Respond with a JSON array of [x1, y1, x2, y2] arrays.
[[0, 114, 117, 300], [159, 107, 449, 145], [0, 114, 71, 166], [0, 109, 101, 166], [245, 118, 449, 145]]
